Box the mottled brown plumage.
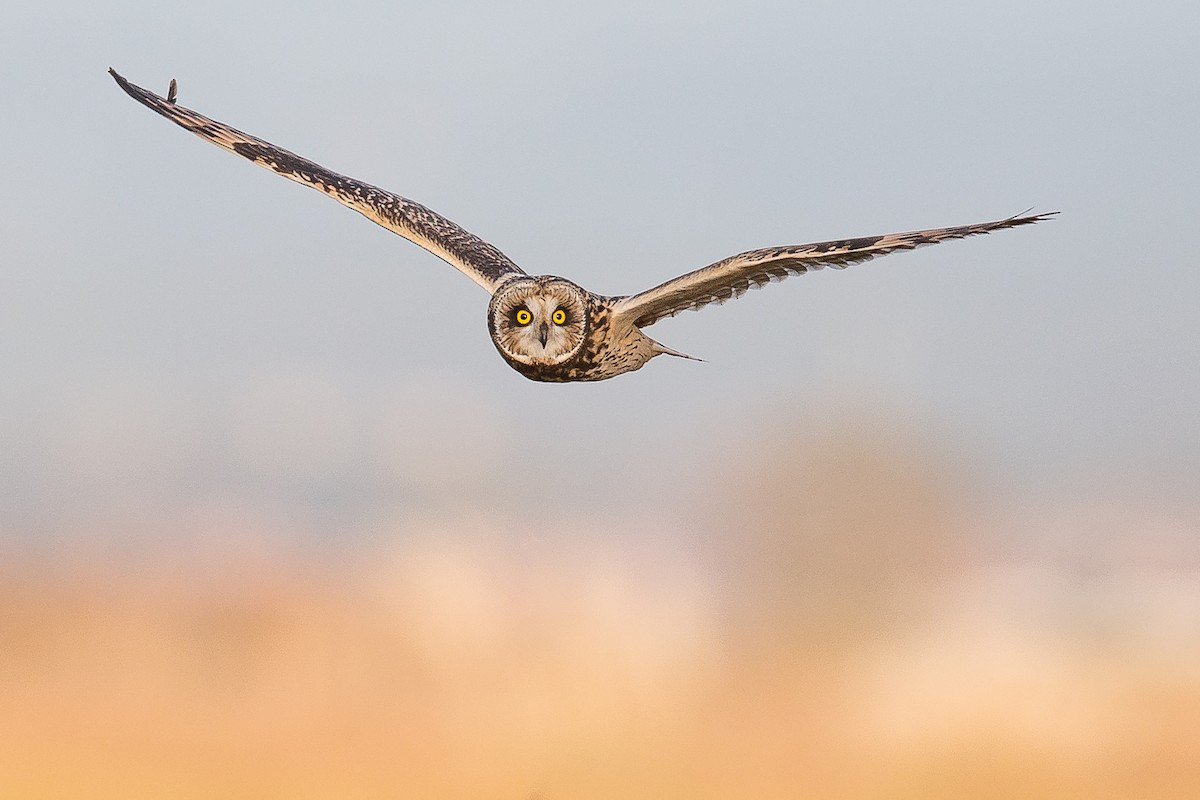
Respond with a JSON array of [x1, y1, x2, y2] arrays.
[[110, 69, 1056, 382]]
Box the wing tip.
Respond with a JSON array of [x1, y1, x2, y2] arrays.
[[1008, 208, 1060, 225], [108, 67, 182, 113], [108, 66, 143, 102]]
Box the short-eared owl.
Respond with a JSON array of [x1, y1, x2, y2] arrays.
[[110, 69, 1055, 383]]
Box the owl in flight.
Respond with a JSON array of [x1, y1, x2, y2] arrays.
[[110, 69, 1054, 382]]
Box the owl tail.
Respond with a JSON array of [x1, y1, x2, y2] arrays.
[[649, 337, 704, 362]]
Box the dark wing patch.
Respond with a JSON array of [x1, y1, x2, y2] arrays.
[[613, 212, 1057, 328], [109, 68, 526, 293]]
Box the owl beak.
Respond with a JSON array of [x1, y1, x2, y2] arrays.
[[538, 323, 549, 348]]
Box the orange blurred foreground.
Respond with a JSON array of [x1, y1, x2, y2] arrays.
[[2, 425, 1198, 798], [3, 554, 1198, 798]]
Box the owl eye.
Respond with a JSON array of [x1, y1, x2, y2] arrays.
[[552, 309, 567, 325], [515, 308, 532, 326]]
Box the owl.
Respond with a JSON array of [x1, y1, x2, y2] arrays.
[[110, 69, 1055, 383]]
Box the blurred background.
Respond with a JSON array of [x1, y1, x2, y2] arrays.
[[2, 0, 1198, 797]]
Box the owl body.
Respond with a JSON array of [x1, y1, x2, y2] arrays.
[[487, 276, 664, 382], [109, 69, 1055, 383]]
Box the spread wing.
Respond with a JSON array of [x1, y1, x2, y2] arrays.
[[613, 212, 1057, 328], [109, 69, 526, 293]]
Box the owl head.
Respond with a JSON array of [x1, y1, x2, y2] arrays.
[[488, 276, 589, 367]]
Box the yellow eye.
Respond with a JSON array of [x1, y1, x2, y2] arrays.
[[552, 309, 567, 325], [515, 308, 532, 326]]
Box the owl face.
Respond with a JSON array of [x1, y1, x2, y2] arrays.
[[488, 277, 588, 367]]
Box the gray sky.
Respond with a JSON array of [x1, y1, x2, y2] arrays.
[[2, 0, 1198, 537]]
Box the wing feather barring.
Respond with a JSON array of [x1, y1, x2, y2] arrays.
[[110, 68, 1056, 383]]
